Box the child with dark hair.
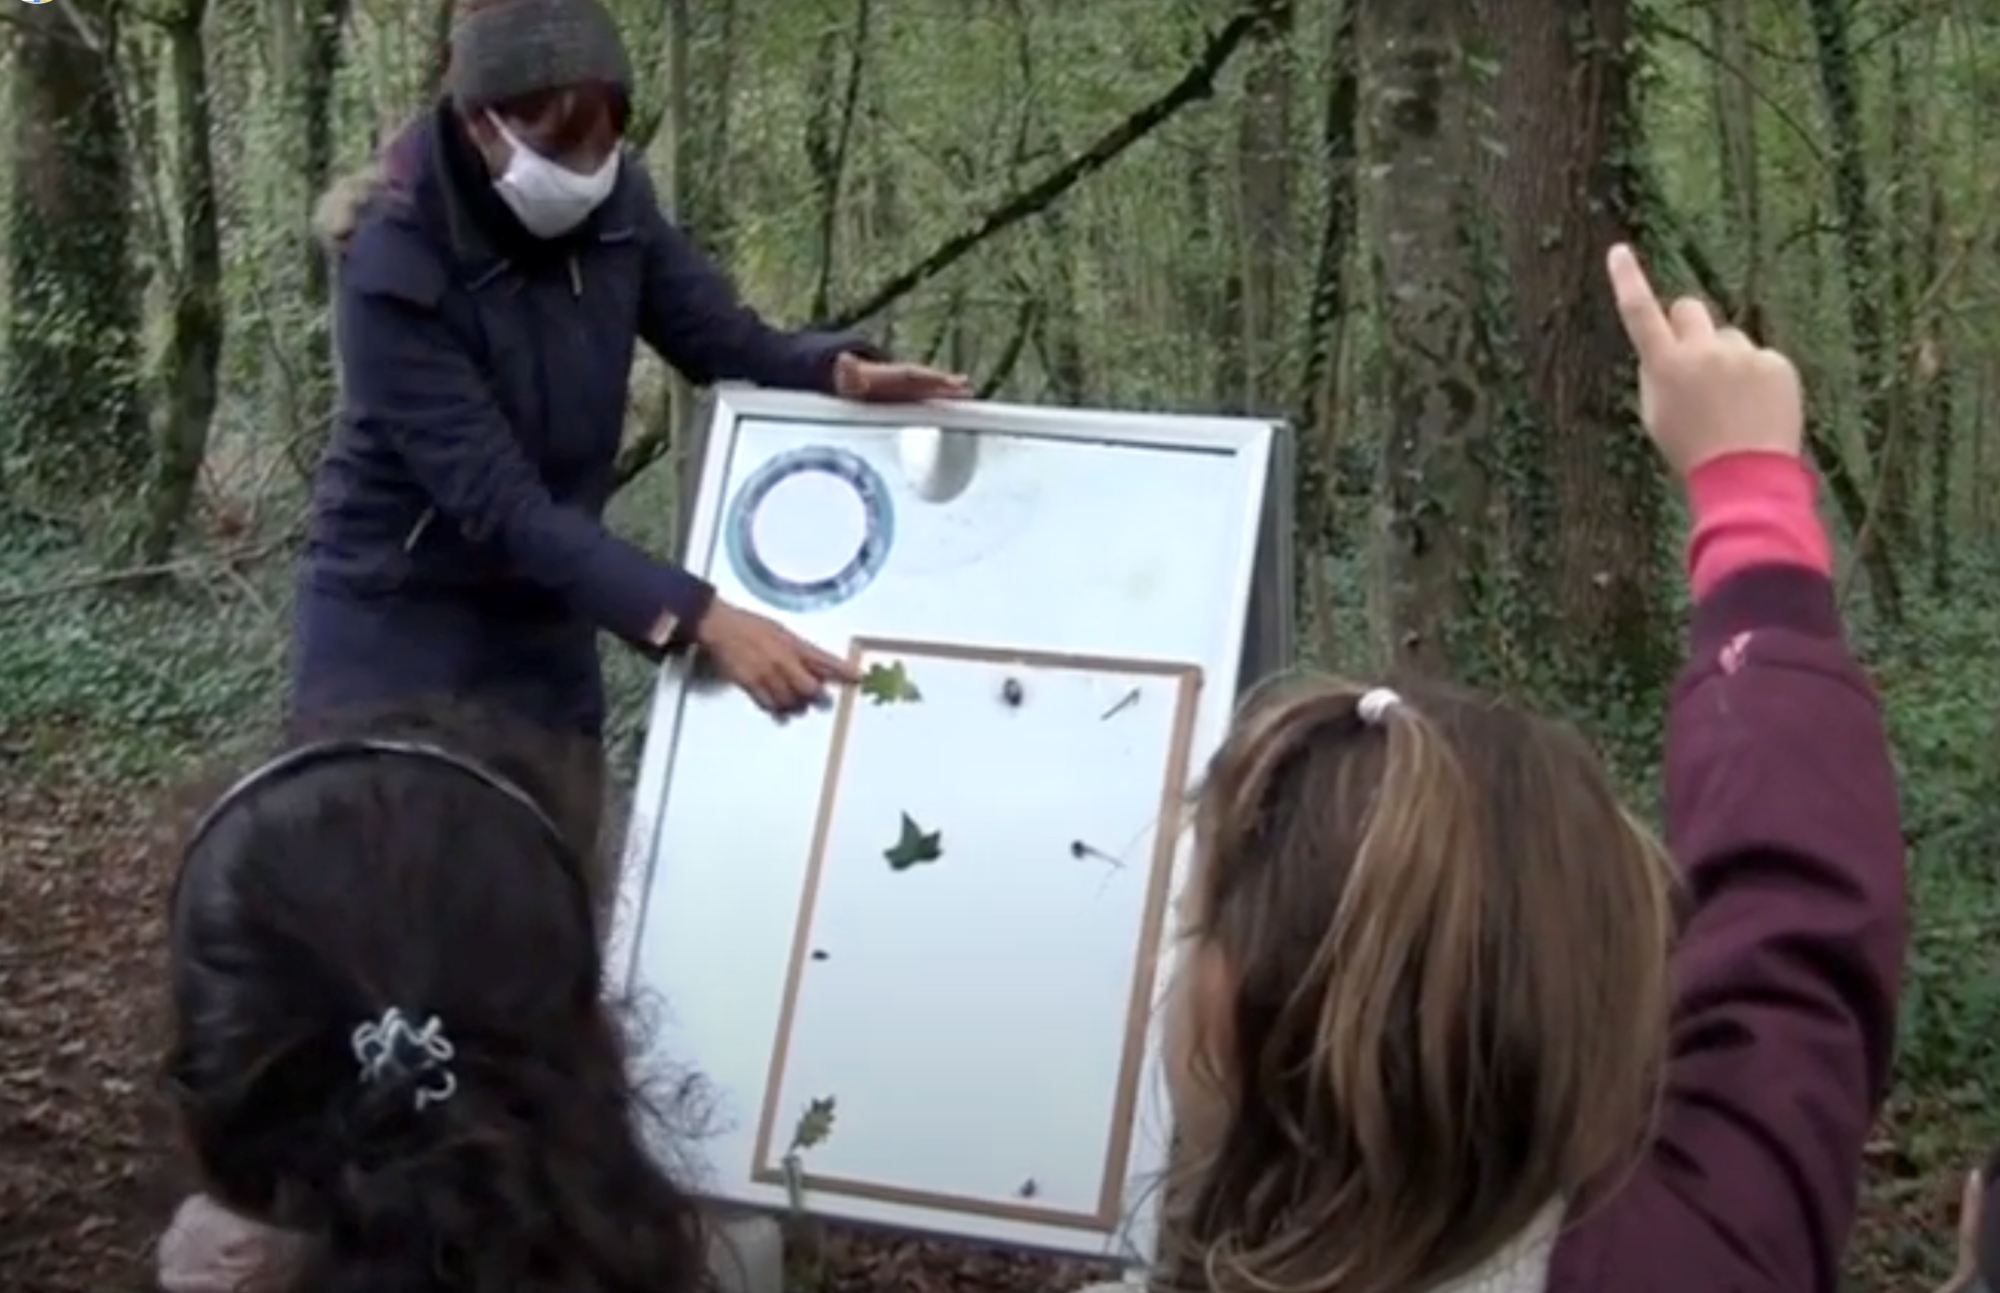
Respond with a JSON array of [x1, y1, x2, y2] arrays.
[[1116, 245, 1906, 1293], [156, 708, 710, 1293]]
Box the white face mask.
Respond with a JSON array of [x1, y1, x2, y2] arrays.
[[488, 114, 619, 239]]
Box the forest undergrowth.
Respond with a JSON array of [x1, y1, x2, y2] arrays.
[[2, 511, 1995, 1293]]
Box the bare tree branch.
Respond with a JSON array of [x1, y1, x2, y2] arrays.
[[805, 0, 871, 320], [0, 535, 294, 607], [822, 0, 1278, 331], [977, 298, 1041, 397]]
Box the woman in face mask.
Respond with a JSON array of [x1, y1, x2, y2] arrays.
[[301, 0, 969, 883]]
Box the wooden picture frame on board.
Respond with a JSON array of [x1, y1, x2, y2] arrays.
[[745, 637, 1204, 1231]]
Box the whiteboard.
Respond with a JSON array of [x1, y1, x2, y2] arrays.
[[612, 388, 1289, 1265]]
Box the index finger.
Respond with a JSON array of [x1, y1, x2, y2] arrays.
[[1606, 243, 1673, 359], [807, 644, 860, 683]]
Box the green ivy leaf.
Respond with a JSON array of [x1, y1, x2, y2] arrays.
[[883, 812, 943, 870], [858, 659, 922, 704]]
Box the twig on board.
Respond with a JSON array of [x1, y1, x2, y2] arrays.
[[1100, 687, 1140, 720]]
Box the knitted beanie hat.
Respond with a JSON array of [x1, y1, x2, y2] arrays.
[[446, 0, 632, 110]]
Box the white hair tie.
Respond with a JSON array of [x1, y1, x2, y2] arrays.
[[1356, 687, 1401, 724]]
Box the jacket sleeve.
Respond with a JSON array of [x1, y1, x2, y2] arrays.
[[628, 164, 882, 391], [335, 236, 715, 646], [1550, 566, 1906, 1293]]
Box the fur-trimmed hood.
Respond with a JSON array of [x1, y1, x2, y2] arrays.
[[310, 160, 386, 251]]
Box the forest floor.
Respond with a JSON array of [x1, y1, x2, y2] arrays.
[[2, 524, 1995, 1292]]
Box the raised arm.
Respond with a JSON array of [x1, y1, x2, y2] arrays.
[[1550, 248, 1905, 1292], [337, 224, 713, 648]]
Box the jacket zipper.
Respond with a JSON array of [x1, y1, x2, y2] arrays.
[[404, 507, 435, 552], [405, 253, 579, 552], [400, 255, 582, 554]]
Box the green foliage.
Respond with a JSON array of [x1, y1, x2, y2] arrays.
[[0, 529, 285, 782], [1872, 572, 2000, 1101]]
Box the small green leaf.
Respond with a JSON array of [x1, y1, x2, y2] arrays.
[[858, 659, 922, 704], [883, 812, 944, 870], [790, 1095, 837, 1153]]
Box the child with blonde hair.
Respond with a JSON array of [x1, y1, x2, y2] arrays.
[[1141, 245, 1904, 1293]]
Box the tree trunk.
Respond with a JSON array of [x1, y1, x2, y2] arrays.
[[1709, 0, 1763, 309], [1921, 179, 1953, 595], [1173, 137, 1229, 407], [1882, 34, 1920, 571], [298, 0, 352, 307], [5, 4, 147, 507], [675, 0, 738, 261], [1233, 0, 1293, 412], [1479, 0, 1672, 705], [137, 0, 226, 564], [1006, 0, 1086, 402], [801, 0, 870, 323], [654, 0, 703, 551], [1805, 0, 1905, 621], [290, 0, 350, 462], [1357, 0, 1487, 674], [1291, 0, 1358, 661]]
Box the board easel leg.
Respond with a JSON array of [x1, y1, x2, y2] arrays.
[[703, 1209, 784, 1293]]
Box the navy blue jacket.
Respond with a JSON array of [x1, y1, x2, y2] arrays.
[[295, 104, 869, 734]]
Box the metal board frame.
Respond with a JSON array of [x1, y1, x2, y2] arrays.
[[609, 385, 1291, 1264]]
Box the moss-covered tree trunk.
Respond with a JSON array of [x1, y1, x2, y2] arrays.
[[1806, 0, 1906, 622], [6, 2, 146, 508], [137, 0, 227, 565], [1233, 0, 1293, 413], [1357, 0, 1491, 674], [1479, 0, 1672, 710], [290, 0, 353, 454], [1291, 0, 1357, 661]]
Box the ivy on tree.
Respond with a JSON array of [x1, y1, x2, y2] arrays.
[[858, 660, 921, 704], [883, 812, 943, 869]]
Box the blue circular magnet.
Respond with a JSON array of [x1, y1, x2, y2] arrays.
[[724, 446, 894, 612]]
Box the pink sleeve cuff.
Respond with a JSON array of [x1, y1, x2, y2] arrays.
[[1685, 452, 1832, 598]]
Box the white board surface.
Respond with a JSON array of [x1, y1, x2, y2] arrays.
[[613, 389, 1284, 1264]]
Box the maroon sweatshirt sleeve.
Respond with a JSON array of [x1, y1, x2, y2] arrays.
[[1549, 455, 1905, 1293]]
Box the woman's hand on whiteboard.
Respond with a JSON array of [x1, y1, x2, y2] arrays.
[[832, 352, 971, 402], [695, 600, 858, 716]]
